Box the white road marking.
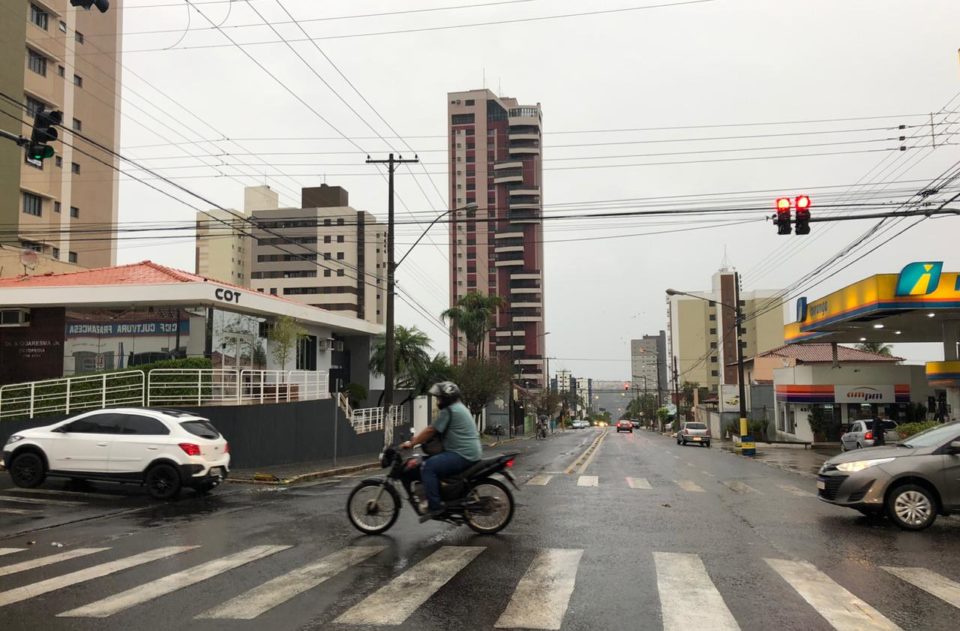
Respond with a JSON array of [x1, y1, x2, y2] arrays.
[[0, 508, 37, 515], [883, 566, 960, 609], [702, 471, 716, 478], [577, 475, 599, 487], [676, 480, 705, 492], [0, 546, 196, 608], [671, 454, 680, 459], [778, 484, 814, 497], [495, 549, 583, 630], [0, 549, 24, 557], [0, 548, 109, 578], [626, 477, 652, 489], [59, 545, 290, 617], [526, 474, 553, 486], [766, 559, 901, 631], [654, 552, 740, 631], [686, 463, 696, 467], [335, 546, 484, 625], [722, 480, 758, 494], [0, 495, 85, 507], [197, 546, 386, 620]]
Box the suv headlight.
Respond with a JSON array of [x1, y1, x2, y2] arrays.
[[4, 435, 24, 447], [836, 457, 895, 473]]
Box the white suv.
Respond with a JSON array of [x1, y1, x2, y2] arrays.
[[2, 408, 230, 499]]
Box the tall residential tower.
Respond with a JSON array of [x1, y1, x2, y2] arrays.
[[447, 89, 546, 387]]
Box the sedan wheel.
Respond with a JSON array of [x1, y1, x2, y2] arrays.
[[10, 452, 46, 488], [145, 463, 182, 500], [887, 484, 937, 530]]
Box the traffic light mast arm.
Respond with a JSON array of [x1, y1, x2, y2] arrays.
[[0, 128, 27, 147]]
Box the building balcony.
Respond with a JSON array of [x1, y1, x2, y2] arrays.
[[509, 199, 540, 210], [510, 301, 541, 309], [494, 231, 524, 240], [494, 245, 525, 254], [508, 145, 540, 156], [508, 133, 540, 142], [508, 187, 540, 197], [513, 312, 542, 322], [510, 286, 540, 295], [494, 329, 524, 337], [493, 173, 523, 185], [494, 257, 525, 268], [509, 210, 540, 225], [494, 160, 523, 170], [496, 344, 525, 352], [510, 270, 541, 280]]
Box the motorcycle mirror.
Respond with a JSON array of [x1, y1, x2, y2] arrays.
[[410, 428, 416, 436]]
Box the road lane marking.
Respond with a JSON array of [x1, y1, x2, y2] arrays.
[[686, 463, 696, 467], [721, 480, 758, 494], [0, 508, 38, 515], [0, 546, 196, 608], [577, 476, 598, 487], [495, 549, 583, 630], [197, 546, 386, 620], [0, 549, 24, 557], [654, 552, 739, 631], [765, 559, 901, 631], [335, 546, 484, 625], [564, 430, 608, 475], [526, 474, 553, 486], [59, 545, 290, 617], [702, 471, 716, 477], [882, 566, 960, 609], [778, 484, 814, 497], [626, 477, 652, 489], [0, 548, 109, 578], [0, 495, 85, 507], [676, 480, 705, 492]]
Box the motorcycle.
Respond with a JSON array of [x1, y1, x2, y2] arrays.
[[346, 445, 520, 535]]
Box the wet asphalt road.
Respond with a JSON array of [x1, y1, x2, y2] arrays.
[[2, 428, 960, 630]]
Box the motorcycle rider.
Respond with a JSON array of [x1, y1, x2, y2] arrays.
[[400, 381, 481, 522]]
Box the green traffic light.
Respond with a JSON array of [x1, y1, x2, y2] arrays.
[[29, 144, 55, 161]]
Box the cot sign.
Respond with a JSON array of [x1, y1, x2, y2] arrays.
[[214, 287, 241, 304], [895, 261, 943, 296]]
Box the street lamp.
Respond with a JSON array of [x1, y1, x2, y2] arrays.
[[397, 202, 477, 267], [667, 277, 750, 451]]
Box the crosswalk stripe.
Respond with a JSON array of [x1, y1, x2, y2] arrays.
[[0, 549, 24, 557], [59, 545, 290, 618], [778, 484, 814, 497], [335, 546, 484, 625], [526, 474, 553, 486], [766, 559, 901, 630], [722, 480, 758, 494], [0, 548, 109, 578], [676, 480, 705, 492], [0, 546, 196, 608], [626, 477, 652, 489], [0, 495, 85, 507], [0, 508, 37, 515], [577, 475, 598, 487], [654, 552, 739, 631], [197, 546, 386, 620], [882, 566, 960, 609], [495, 548, 583, 630]]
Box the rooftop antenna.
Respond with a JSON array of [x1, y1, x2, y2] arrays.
[[720, 245, 730, 271]]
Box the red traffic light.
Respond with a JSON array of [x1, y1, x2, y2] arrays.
[[795, 195, 811, 210], [776, 197, 791, 212]]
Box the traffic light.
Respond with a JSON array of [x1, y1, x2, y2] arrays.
[[70, 0, 109, 12], [795, 194, 811, 235], [775, 197, 792, 235], [28, 107, 62, 163]]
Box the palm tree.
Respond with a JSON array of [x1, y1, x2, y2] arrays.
[[441, 292, 504, 359], [856, 341, 894, 357], [369, 325, 431, 391]]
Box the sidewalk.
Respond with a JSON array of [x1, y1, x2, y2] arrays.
[[719, 441, 840, 478], [228, 453, 380, 486]]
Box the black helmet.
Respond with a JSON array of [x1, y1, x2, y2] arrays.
[[429, 381, 461, 408]]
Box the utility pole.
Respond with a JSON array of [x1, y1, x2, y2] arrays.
[[673, 355, 681, 433], [366, 153, 419, 440], [733, 271, 750, 452]]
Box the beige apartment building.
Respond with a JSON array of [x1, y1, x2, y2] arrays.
[[667, 267, 784, 393], [196, 185, 385, 325], [0, 1, 122, 275]]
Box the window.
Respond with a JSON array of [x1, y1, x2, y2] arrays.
[[72, 118, 82, 131], [68, 251, 77, 263], [73, 74, 83, 87], [710, 342, 717, 349], [270, 288, 277, 296], [59, 20, 66, 33], [22, 192, 42, 217], [452, 113, 475, 125], [709, 328, 717, 335], [71, 162, 80, 174], [70, 206, 79, 218], [336, 252, 344, 260], [323, 252, 331, 260], [336, 269, 345, 277], [62, 415, 120, 434], [180, 420, 220, 439], [57, 65, 64, 77], [710, 357, 718, 363], [336, 218, 344, 226], [54, 201, 61, 213], [52, 247, 59, 258], [336, 235, 344, 243], [30, 4, 48, 29], [708, 314, 716, 321], [55, 156, 62, 168], [119, 415, 169, 435], [25, 96, 44, 117], [27, 49, 47, 76], [464, 99, 475, 106], [323, 218, 331, 226], [711, 370, 719, 377], [323, 235, 331, 243], [323, 269, 331, 277], [75, 30, 84, 44]]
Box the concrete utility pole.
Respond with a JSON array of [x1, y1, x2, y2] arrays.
[[366, 153, 419, 440], [673, 355, 681, 433]]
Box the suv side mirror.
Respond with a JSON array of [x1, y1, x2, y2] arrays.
[[949, 440, 960, 453]]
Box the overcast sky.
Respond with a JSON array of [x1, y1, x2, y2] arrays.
[[112, 0, 960, 379]]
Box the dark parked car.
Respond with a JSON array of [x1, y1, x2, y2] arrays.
[[817, 421, 960, 530]]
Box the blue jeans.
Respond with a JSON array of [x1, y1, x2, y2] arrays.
[[421, 451, 472, 512]]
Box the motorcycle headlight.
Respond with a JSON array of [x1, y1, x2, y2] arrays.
[[4, 435, 23, 447], [836, 457, 895, 473]]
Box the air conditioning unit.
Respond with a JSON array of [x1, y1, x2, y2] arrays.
[[0, 308, 30, 327], [332, 341, 344, 352], [317, 339, 330, 351]]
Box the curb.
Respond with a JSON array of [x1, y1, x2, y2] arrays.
[[226, 461, 379, 486]]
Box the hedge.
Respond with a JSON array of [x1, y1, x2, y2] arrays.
[[896, 421, 939, 439]]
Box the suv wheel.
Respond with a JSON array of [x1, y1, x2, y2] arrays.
[[145, 463, 182, 500], [886, 484, 937, 531], [10, 452, 46, 488]]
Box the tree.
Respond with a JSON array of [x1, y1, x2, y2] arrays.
[[409, 353, 454, 398], [268, 315, 305, 371], [522, 389, 563, 419], [370, 325, 432, 391], [856, 341, 894, 357], [452, 358, 512, 426], [441, 292, 504, 359]]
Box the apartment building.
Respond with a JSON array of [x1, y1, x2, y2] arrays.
[[667, 267, 784, 393], [447, 89, 546, 387], [631, 331, 667, 399], [196, 185, 385, 325], [0, 1, 122, 274]]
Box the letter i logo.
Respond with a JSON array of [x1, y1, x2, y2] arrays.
[[895, 262, 943, 296]]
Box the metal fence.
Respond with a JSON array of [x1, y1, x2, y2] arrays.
[[0, 371, 145, 421], [350, 405, 405, 435], [0, 369, 330, 420]]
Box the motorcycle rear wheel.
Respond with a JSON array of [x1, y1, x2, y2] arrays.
[[347, 480, 401, 535], [463, 478, 514, 534]]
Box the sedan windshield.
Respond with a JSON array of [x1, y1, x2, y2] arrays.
[[685, 423, 707, 430], [901, 422, 960, 449]]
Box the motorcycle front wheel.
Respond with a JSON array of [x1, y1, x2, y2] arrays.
[[463, 478, 514, 534], [346, 480, 401, 534]]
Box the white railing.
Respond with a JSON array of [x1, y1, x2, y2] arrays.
[[147, 369, 330, 406], [0, 371, 145, 421], [350, 405, 405, 435]]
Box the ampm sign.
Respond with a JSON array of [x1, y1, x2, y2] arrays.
[[895, 261, 943, 296]]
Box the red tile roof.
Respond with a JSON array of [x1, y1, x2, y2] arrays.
[[752, 343, 902, 363], [0, 261, 219, 288]]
